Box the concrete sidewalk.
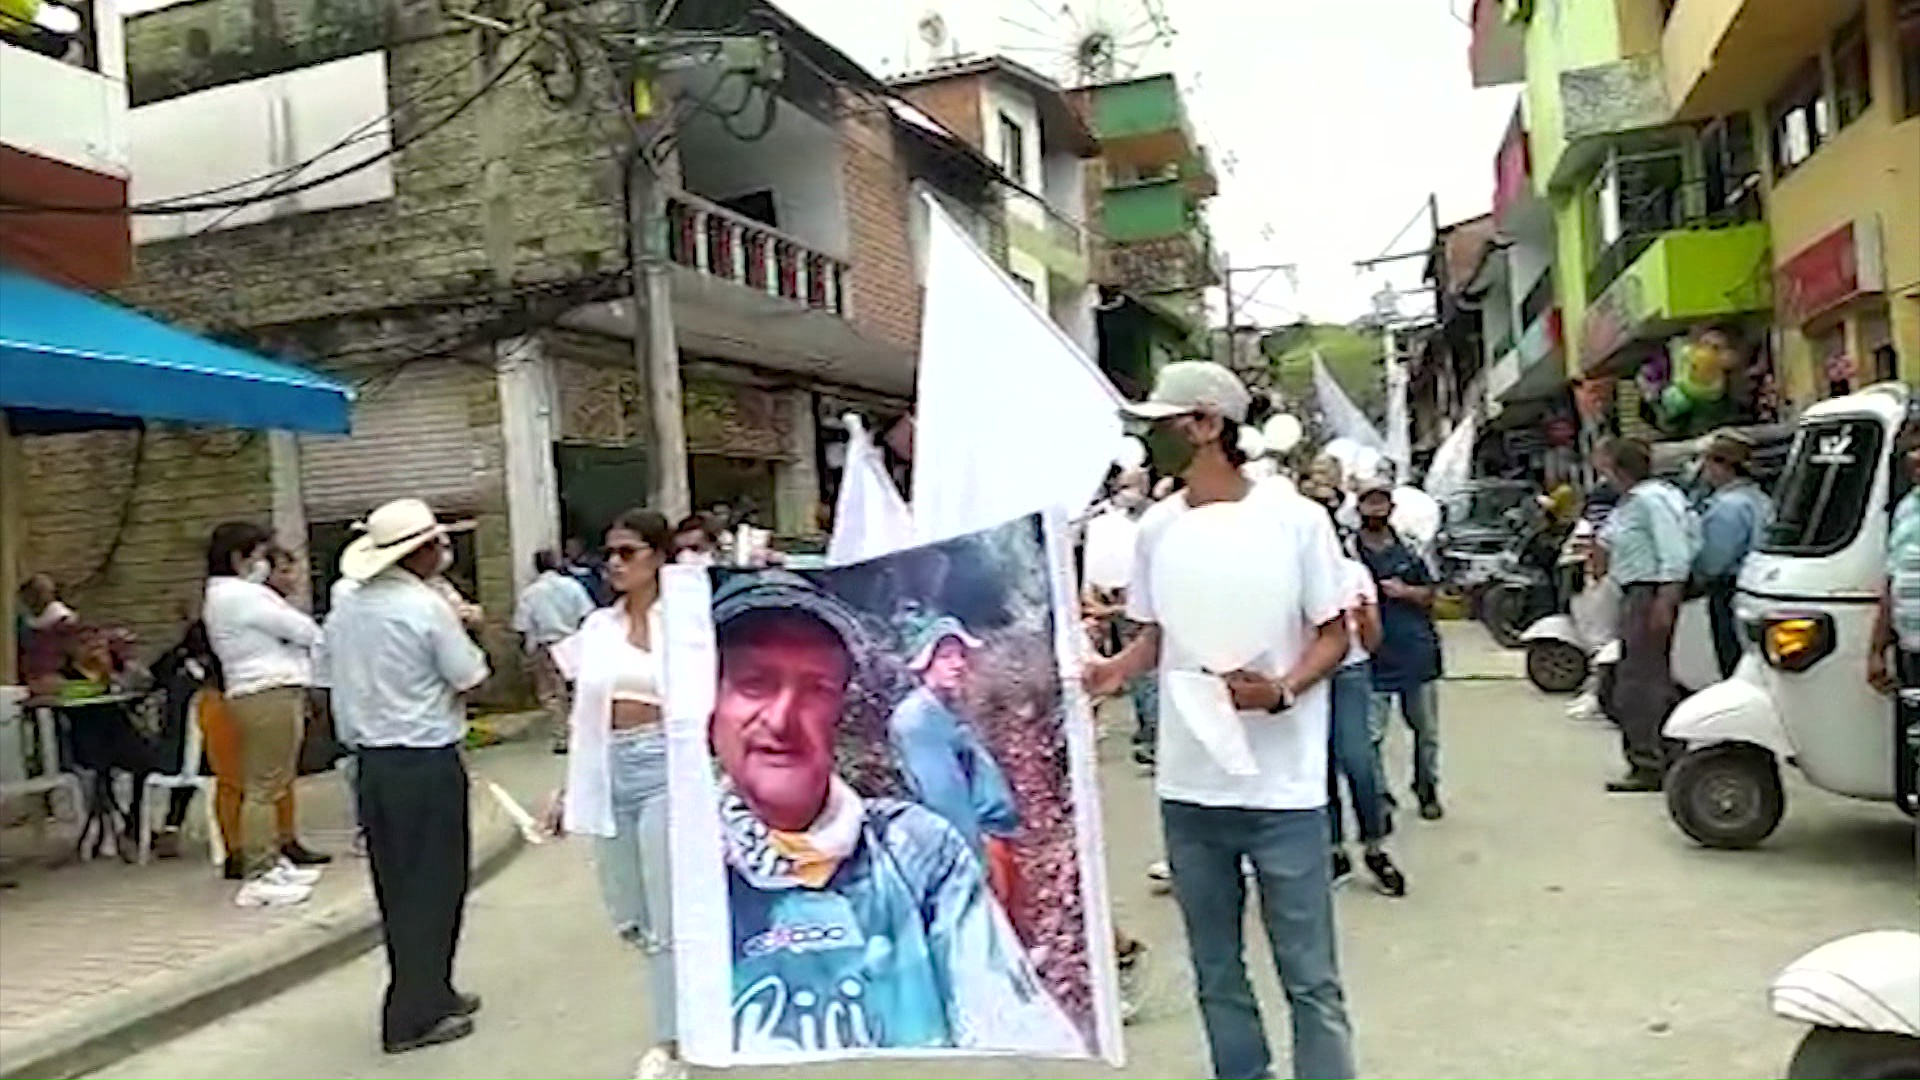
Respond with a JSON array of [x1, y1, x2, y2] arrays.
[[0, 740, 556, 1080]]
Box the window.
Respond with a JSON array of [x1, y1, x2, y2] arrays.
[[1701, 114, 1760, 218], [1762, 418, 1885, 556], [1833, 14, 1874, 128], [1901, 0, 1920, 119], [1011, 272, 1038, 299], [1770, 61, 1832, 177], [997, 112, 1028, 187]]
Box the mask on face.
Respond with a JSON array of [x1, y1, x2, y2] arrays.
[[1360, 512, 1392, 532], [1144, 424, 1198, 476], [243, 559, 272, 585]]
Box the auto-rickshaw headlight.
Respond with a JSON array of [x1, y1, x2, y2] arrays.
[[1763, 615, 1834, 673]]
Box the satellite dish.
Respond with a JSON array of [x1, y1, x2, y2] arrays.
[[917, 11, 949, 51]]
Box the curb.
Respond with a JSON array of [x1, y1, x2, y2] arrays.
[[0, 813, 526, 1080]]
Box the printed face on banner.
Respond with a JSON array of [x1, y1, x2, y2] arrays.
[[660, 514, 1119, 1067]]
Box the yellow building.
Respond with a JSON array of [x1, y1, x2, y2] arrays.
[[1667, 0, 1920, 406]]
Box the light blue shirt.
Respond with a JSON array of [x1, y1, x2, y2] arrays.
[[321, 569, 489, 748], [886, 686, 1019, 856], [1604, 479, 1698, 586], [511, 570, 594, 649], [1890, 490, 1920, 650], [1694, 480, 1773, 580]]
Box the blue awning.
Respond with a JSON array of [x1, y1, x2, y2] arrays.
[[0, 268, 353, 434]]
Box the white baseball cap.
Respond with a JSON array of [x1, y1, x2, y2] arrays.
[[1119, 361, 1252, 424]]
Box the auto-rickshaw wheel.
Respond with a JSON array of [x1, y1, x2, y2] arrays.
[[1664, 744, 1785, 850], [1525, 641, 1588, 694], [1788, 1027, 1920, 1079]]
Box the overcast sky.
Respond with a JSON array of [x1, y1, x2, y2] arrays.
[[783, 0, 1522, 324]]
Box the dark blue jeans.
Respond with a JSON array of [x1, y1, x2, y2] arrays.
[[1162, 801, 1356, 1080], [1327, 664, 1390, 845]]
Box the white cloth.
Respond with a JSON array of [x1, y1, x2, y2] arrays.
[[1337, 558, 1377, 668], [1129, 481, 1347, 810], [551, 603, 665, 838], [320, 568, 488, 748], [26, 600, 75, 630], [202, 576, 320, 698], [1313, 352, 1385, 452], [826, 414, 914, 566], [911, 193, 1124, 545], [512, 570, 594, 649]]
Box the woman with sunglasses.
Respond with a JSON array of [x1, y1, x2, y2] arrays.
[[547, 509, 684, 1080]]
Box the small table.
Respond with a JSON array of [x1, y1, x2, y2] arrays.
[[26, 693, 144, 863]]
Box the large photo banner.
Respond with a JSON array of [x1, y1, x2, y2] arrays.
[[660, 513, 1122, 1067]]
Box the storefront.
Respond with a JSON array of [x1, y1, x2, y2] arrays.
[[1582, 273, 1779, 443], [1775, 217, 1902, 402]]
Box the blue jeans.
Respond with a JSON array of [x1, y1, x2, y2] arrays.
[[1370, 681, 1440, 798], [1130, 673, 1159, 751], [1162, 801, 1355, 1080], [1327, 665, 1390, 845], [593, 727, 675, 1044]]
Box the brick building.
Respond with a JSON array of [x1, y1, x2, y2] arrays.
[[15, 0, 1003, 692]]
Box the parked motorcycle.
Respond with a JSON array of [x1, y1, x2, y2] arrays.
[[1773, 930, 1920, 1078], [1479, 519, 1571, 650]]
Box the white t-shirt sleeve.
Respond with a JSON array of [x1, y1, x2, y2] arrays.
[[1295, 509, 1348, 628], [1125, 500, 1176, 625], [1345, 560, 1378, 608]]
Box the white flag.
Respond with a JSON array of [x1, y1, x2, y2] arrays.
[[1312, 351, 1386, 452], [913, 194, 1124, 545], [825, 414, 914, 566]]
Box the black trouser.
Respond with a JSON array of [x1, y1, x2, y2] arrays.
[[1611, 583, 1683, 775], [1705, 577, 1741, 678], [354, 745, 471, 1044]]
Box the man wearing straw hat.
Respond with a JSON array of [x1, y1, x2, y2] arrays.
[[323, 498, 490, 1054]]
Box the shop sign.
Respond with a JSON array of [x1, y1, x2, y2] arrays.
[[1583, 272, 1646, 369], [1777, 219, 1886, 325]]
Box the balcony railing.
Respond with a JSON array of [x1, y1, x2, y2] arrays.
[[1587, 176, 1762, 302], [1, 0, 101, 71], [1520, 268, 1556, 331], [666, 190, 849, 317]]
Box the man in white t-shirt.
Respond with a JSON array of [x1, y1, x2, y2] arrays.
[[1086, 361, 1356, 1080]]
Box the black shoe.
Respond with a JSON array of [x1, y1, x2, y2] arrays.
[[1606, 770, 1664, 793], [280, 841, 332, 866], [453, 992, 482, 1017], [383, 1014, 475, 1055], [1364, 850, 1407, 897], [1418, 797, 1444, 821], [1330, 849, 1353, 887], [222, 856, 244, 881]]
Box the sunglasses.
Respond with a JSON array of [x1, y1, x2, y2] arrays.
[[605, 543, 653, 562]]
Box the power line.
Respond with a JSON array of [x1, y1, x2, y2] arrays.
[[1, 37, 540, 217]]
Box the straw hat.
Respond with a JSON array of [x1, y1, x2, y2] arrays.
[[338, 498, 474, 582]]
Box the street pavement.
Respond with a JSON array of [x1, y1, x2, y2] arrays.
[[91, 627, 1917, 1080]]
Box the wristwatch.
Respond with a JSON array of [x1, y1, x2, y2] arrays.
[[1267, 680, 1298, 714]]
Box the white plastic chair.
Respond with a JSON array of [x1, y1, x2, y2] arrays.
[[138, 691, 223, 865]]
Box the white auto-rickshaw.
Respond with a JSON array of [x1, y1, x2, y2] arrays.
[[1662, 383, 1920, 848]]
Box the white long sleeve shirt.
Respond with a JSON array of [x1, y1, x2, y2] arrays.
[[203, 576, 321, 698]]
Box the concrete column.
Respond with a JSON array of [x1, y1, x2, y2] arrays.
[[774, 389, 821, 537], [266, 431, 311, 610], [496, 336, 561, 598]]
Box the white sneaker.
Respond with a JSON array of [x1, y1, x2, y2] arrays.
[[263, 859, 322, 887], [235, 876, 312, 908], [633, 1046, 687, 1080], [1147, 860, 1172, 895]]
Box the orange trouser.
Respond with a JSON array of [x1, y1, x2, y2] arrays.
[[197, 691, 296, 853]]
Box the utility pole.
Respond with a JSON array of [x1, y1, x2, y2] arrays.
[[627, 1, 691, 522], [1217, 261, 1297, 369]]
